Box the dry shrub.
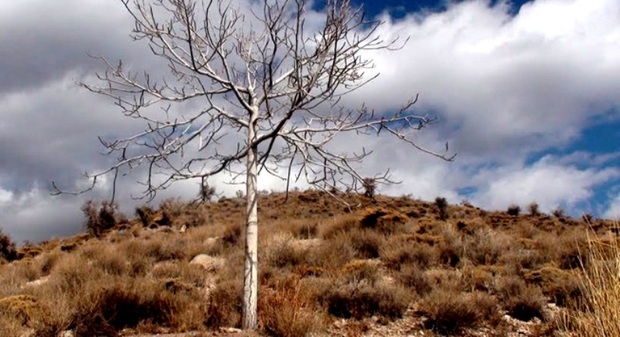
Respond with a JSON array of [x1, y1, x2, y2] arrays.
[[434, 197, 449, 220], [464, 228, 511, 265], [206, 277, 243, 328], [524, 266, 582, 307], [122, 234, 187, 263], [436, 224, 464, 267], [70, 279, 204, 335], [81, 200, 126, 237], [322, 281, 410, 320], [496, 276, 546, 322], [423, 268, 463, 291], [309, 235, 357, 270], [461, 264, 495, 292], [500, 248, 546, 271], [528, 202, 540, 216], [50, 254, 103, 296], [221, 223, 243, 247], [359, 207, 408, 234], [397, 264, 432, 296], [348, 229, 384, 259], [259, 277, 327, 337], [266, 239, 307, 269], [383, 242, 438, 271], [422, 290, 498, 334], [321, 214, 361, 239], [0, 295, 46, 327], [0, 229, 17, 262], [507, 204, 521, 216], [286, 221, 319, 239], [340, 259, 381, 285], [96, 245, 131, 276], [563, 232, 620, 336]]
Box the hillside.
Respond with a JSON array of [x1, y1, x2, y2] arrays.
[[0, 190, 618, 336]]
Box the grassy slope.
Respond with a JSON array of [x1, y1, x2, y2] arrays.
[[0, 190, 618, 336]]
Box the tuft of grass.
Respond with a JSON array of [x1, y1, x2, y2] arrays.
[[322, 281, 410, 320], [206, 277, 243, 328], [563, 231, 620, 336], [359, 207, 408, 235], [396, 264, 432, 296], [496, 276, 547, 322], [422, 290, 498, 334], [259, 277, 327, 337]]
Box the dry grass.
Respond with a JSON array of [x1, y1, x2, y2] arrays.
[[0, 191, 618, 336], [562, 230, 620, 336]]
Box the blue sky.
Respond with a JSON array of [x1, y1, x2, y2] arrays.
[[355, 0, 533, 16], [0, 0, 619, 243]]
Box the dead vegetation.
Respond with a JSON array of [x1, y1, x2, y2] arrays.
[[0, 190, 619, 336]]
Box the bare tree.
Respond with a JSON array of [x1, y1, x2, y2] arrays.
[[62, 0, 454, 329]]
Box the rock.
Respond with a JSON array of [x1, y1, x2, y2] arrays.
[[189, 254, 224, 272], [22, 276, 49, 288], [204, 236, 221, 246], [219, 327, 242, 333], [58, 330, 75, 337]]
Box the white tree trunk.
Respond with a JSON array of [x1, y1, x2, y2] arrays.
[[242, 108, 259, 330]]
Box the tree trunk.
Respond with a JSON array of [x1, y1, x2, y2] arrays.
[[242, 109, 259, 330]]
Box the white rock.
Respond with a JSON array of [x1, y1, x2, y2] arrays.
[[189, 254, 224, 272], [22, 276, 49, 288]]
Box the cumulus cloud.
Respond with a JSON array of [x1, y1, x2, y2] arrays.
[[470, 155, 619, 212], [604, 194, 620, 219], [346, 0, 620, 160]]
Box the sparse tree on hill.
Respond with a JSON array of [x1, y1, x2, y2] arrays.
[[56, 0, 454, 329]]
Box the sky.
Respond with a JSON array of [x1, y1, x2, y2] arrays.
[[1, 0, 619, 243]]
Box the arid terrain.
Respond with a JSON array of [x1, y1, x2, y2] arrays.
[[1, 189, 619, 337]]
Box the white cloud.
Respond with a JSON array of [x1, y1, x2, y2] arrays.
[[604, 194, 620, 219], [0, 188, 12, 204], [346, 0, 620, 160], [471, 155, 619, 212]]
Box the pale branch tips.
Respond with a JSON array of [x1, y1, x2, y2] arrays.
[[54, 0, 455, 330]]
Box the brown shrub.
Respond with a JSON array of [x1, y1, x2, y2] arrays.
[[81, 200, 126, 237], [464, 228, 511, 265], [383, 242, 438, 271], [206, 278, 243, 328], [259, 277, 327, 337], [422, 290, 498, 334], [434, 197, 449, 220], [322, 281, 410, 320], [0, 294, 46, 326], [524, 266, 582, 307], [396, 264, 432, 296], [348, 229, 385, 259], [507, 204, 521, 216], [340, 259, 381, 285], [528, 202, 540, 216], [359, 207, 408, 234], [320, 214, 359, 239], [461, 264, 495, 292], [496, 276, 547, 321], [266, 239, 307, 269], [0, 229, 17, 262], [436, 224, 464, 267]]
